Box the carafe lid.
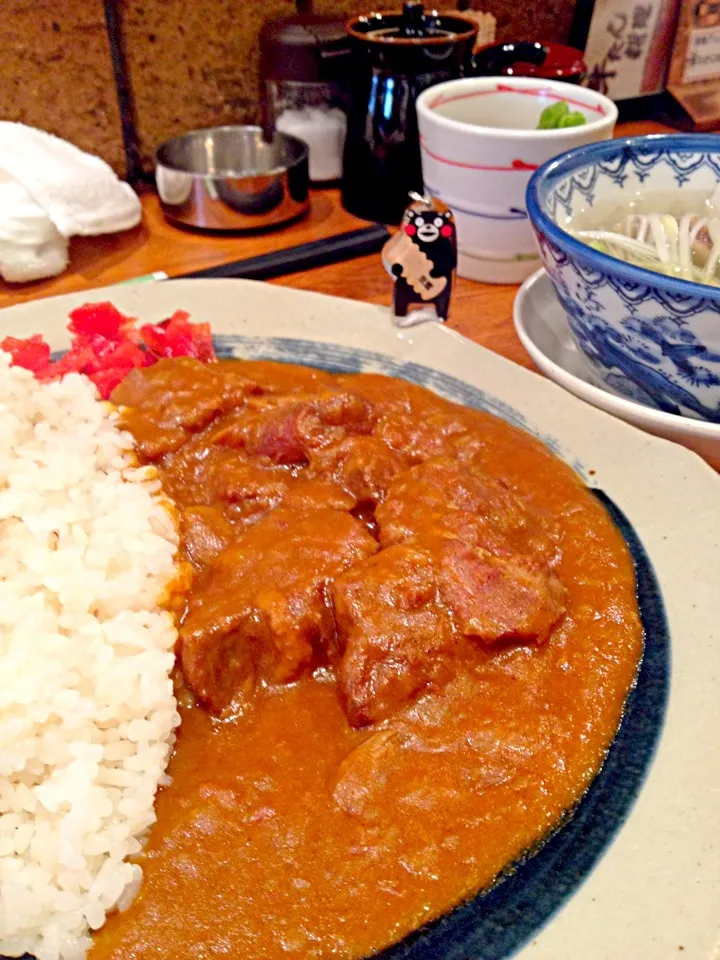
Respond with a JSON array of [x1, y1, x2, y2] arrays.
[[260, 15, 352, 83], [347, 2, 477, 45]]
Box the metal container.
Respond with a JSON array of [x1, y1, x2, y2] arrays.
[[155, 126, 309, 231]]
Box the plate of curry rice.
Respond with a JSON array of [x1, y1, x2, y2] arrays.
[[1, 280, 718, 960]]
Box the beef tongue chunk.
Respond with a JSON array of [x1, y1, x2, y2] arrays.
[[334, 537, 565, 727], [224, 391, 376, 466], [437, 540, 566, 646], [376, 457, 557, 562], [115, 358, 259, 459], [180, 505, 236, 570], [334, 544, 458, 728], [180, 507, 377, 714], [310, 435, 406, 505]]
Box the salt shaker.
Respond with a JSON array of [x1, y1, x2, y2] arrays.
[[260, 16, 352, 185]]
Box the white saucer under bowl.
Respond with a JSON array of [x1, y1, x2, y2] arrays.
[[514, 269, 720, 471]]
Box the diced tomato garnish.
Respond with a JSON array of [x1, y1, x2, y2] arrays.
[[1, 335, 52, 375], [48, 346, 96, 378], [140, 310, 216, 362], [68, 302, 132, 341], [3, 301, 214, 394], [139, 321, 172, 359], [81, 340, 147, 376], [186, 322, 216, 362], [91, 366, 135, 400]]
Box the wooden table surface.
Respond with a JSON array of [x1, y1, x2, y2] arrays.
[[0, 119, 671, 376]]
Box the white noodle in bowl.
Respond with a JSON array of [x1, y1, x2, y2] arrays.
[[0, 354, 180, 960]]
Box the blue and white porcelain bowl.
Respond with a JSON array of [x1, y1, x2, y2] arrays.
[[526, 134, 720, 423]]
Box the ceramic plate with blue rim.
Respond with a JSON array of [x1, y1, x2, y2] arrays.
[[2, 279, 719, 960]]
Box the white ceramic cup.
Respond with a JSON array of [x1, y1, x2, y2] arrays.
[[416, 77, 617, 284]]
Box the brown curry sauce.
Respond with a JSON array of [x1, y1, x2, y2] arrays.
[[90, 358, 643, 960]]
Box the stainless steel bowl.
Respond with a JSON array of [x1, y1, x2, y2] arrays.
[[155, 125, 309, 231]]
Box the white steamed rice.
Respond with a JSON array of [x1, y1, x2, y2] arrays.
[[0, 353, 180, 960]]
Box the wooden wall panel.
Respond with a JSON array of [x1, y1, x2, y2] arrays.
[[479, 0, 576, 42], [118, 0, 294, 170], [0, 0, 126, 174], [0, 0, 577, 179], [313, 1, 575, 43]]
